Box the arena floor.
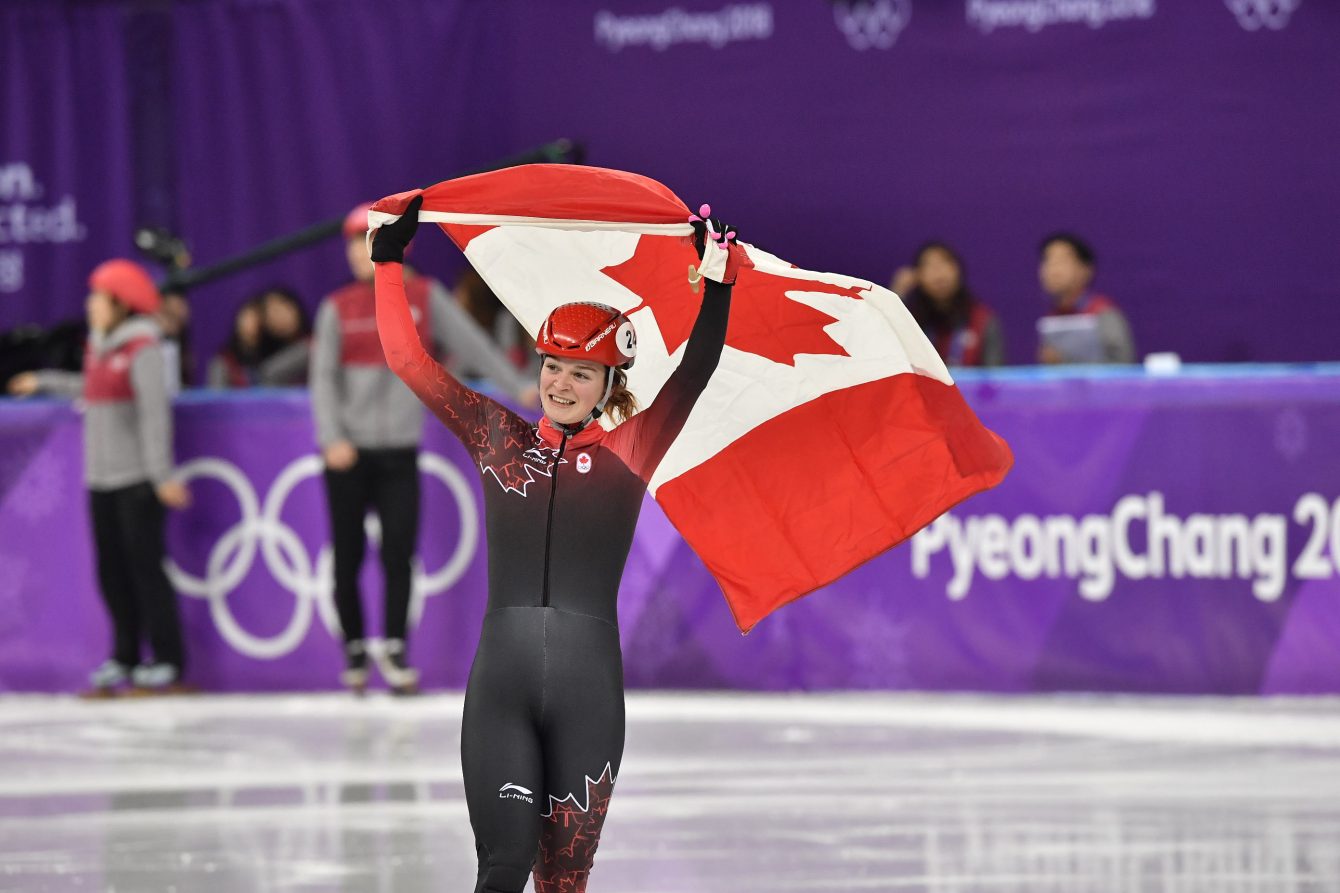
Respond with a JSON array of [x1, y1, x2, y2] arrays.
[[0, 692, 1337, 892]]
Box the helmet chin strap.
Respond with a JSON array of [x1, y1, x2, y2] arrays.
[[554, 366, 616, 436]]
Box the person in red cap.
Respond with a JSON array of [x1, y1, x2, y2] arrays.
[[372, 195, 744, 893], [310, 204, 536, 695], [9, 259, 191, 694]]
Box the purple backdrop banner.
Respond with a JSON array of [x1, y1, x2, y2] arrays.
[[4, 1, 1340, 371], [1, 3, 135, 323], [2, 367, 1339, 695]]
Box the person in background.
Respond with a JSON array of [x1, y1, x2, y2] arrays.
[[207, 297, 266, 388], [206, 286, 311, 388], [7, 259, 191, 694], [892, 241, 1004, 367], [454, 267, 537, 377], [1037, 233, 1136, 364], [258, 286, 312, 385], [311, 204, 538, 695], [156, 289, 194, 389]]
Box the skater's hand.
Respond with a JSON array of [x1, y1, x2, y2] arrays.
[[7, 372, 38, 397], [688, 204, 750, 286], [516, 385, 540, 410], [156, 480, 191, 509], [370, 194, 423, 265], [324, 440, 358, 471]]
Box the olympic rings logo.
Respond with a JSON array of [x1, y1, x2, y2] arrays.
[[1225, 0, 1300, 31], [833, 0, 912, 51], [164, 453, 479, 660]]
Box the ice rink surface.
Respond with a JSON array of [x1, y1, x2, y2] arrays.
[[1, 692, 1338, 892]]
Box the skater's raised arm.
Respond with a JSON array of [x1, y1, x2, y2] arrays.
[[611, 209, 748, 479], [372, 196, 515, 460]]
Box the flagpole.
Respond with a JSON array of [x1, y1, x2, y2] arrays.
[[156, 139, 584, 294]]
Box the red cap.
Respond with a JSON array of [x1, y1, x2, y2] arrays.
[[343, 203, 373, 240], [536, 302, 637, 369], [88, 259, 160, 315]]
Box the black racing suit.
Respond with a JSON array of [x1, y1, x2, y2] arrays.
[[375, 261, 731, 892]]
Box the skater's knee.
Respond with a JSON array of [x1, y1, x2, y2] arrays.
[[533, 858, 593, 889], [533, 840, 597, 889], [478, 860, 531, 892]]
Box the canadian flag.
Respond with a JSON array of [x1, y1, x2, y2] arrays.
[[370, 165, 1012, 632]]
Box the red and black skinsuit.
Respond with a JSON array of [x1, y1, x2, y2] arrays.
[[375, 260, 732, 892]]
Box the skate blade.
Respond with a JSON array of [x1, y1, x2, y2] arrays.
[[124, 683, 197, 698], [78, 687, 123, 700], [341, 669, 369, 695]]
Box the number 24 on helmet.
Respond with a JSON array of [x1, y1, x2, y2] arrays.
[[536, 302, 637, 370]]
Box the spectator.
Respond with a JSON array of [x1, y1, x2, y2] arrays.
[[310, 204, 537, 695], [156, 289, 194, 389], [454, 267, 537, 378], [257, 286, 311, 386], [7, 259, 190, 694], [207, 298, 265, 388], [206, 287, 310, 388], [1037, 233, 1135, 364], [892, 241, 1004, 367]]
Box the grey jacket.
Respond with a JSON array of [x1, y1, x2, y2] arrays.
[[310, 278, 531, 450], [1094, 308, 1137, 364], [35, 317, 175, 491]]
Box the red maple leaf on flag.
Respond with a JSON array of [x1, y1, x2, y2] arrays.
[[601, 235, 867, 366]]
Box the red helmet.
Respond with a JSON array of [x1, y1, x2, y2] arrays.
[[536, 302, 637, 369], [342, 203, 373, 240], [88, 259, 160, 315]]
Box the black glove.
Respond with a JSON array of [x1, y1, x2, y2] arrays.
[[688, 203, 749, 285], [689, 204, 738, 261], [370, 194, 423, 264]]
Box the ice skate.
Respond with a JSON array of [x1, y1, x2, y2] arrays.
[[127, 662, 190, 696], [341, 639, 369, 695], [374, 639, 419, 696], [79, 659, 130, 699]]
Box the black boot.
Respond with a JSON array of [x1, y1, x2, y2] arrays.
[[341, 639, 369, 694]]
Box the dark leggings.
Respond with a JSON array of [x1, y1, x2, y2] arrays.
[[89, 483, 184, 669], [323, 447, 420, 643], [462, 607, 624, 893]]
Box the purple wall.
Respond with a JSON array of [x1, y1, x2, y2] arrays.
[[3, 1, 1339, 370], [1, 3, 136, 327], [2, 369, 1339, 695]]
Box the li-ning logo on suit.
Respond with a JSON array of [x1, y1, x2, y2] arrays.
[[499, 783, 534, 803], [481, 431, 568, 497]]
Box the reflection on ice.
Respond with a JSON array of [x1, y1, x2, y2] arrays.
[[0, 693, 1337, 891]]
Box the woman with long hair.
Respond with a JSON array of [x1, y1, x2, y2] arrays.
[[894, 241, 1004, 367], [373, 195, 743, 892]]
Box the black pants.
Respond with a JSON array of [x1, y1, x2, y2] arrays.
[[462, 607, 624, 893], [322, 447, 420, 643], [89, 483, 184, 669]]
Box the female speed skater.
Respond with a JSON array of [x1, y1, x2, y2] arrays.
[[372, 194, 745, 892]]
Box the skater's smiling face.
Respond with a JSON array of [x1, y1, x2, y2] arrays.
[[539, 356, 606, 426]]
